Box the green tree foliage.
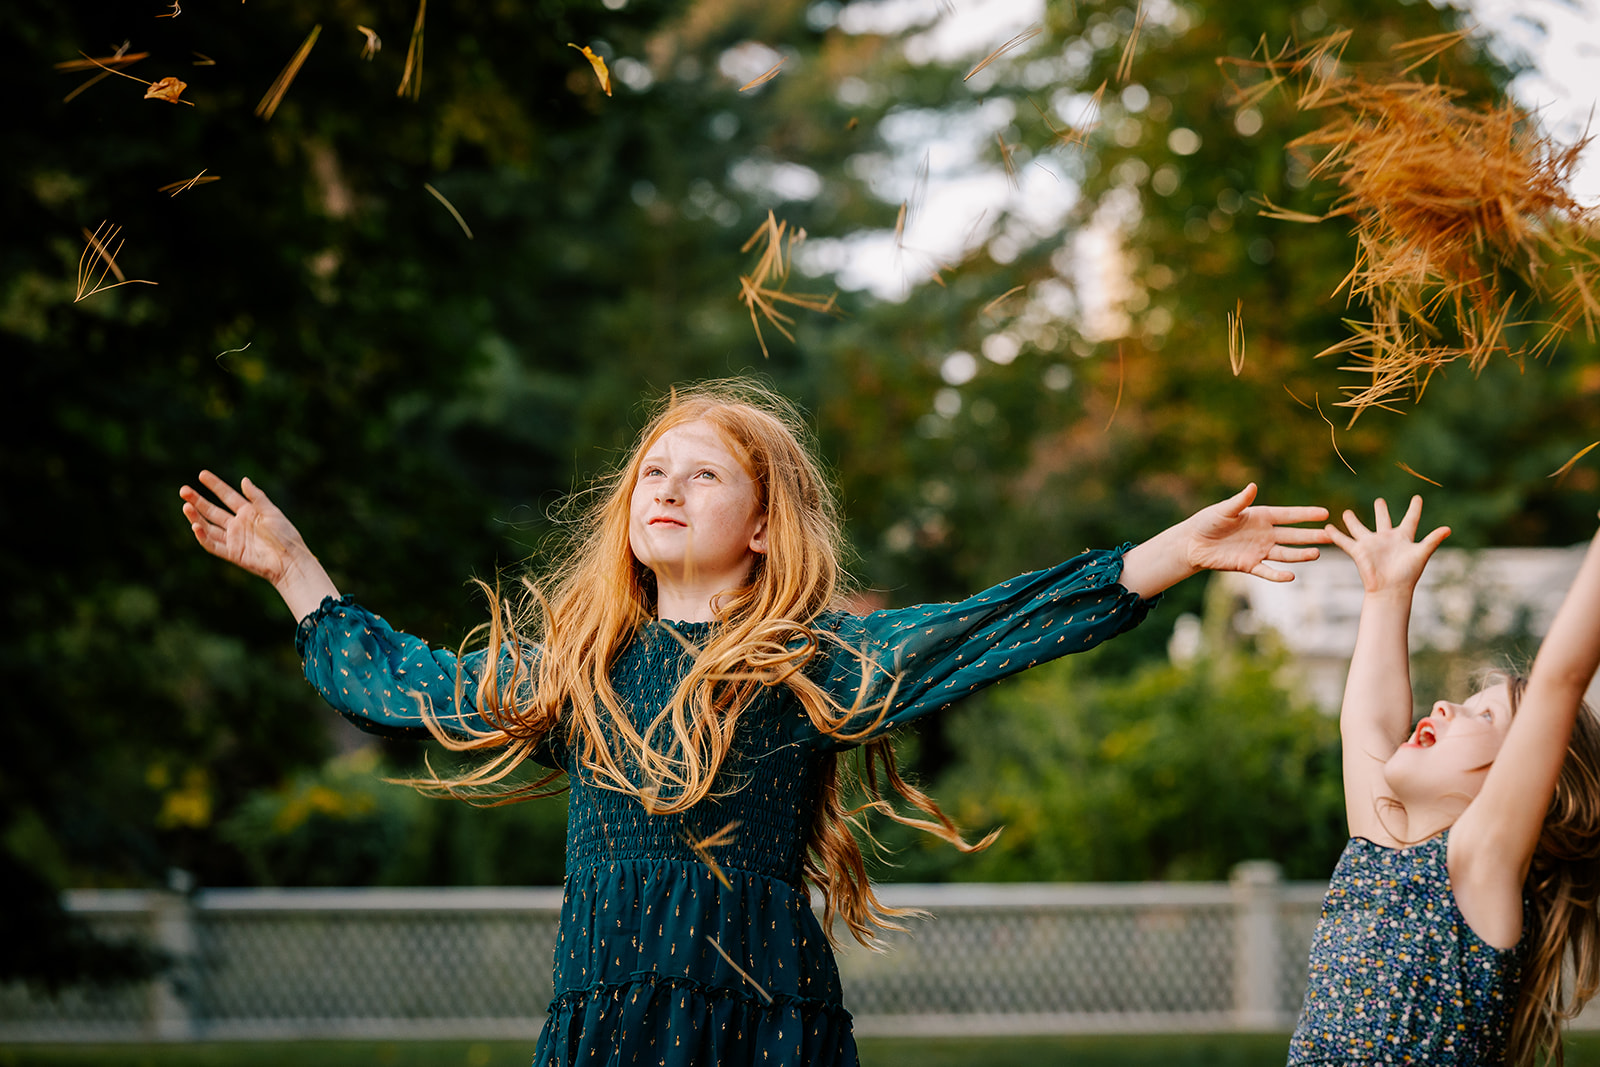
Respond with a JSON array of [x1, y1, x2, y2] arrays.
[[7, 0, 1597, 989]]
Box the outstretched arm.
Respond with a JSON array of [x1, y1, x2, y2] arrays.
[[180, 471, 339, 621], [1118, 483, 1331, 599], [1326, 497, 1451, 843], [1456, 516, 1600, 895]]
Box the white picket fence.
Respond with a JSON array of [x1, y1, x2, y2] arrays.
[[5, 864, 1596, 1042]]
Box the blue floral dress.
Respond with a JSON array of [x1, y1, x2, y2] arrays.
[[296, 547, 1153, 1066], [1288, 833, 1526, 1065]]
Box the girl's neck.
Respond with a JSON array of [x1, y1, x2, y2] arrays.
[[652, 565, 752, 624]]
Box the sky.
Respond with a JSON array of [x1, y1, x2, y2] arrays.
[[801, 0, 1600, 300]]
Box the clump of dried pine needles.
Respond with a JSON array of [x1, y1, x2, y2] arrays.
[[738, 211, 839, 358], [76, 222, 158, 303], [1223, 30, 1600, 415]]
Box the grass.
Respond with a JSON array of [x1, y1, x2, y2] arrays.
[[5, 1035, 1600, 1066]]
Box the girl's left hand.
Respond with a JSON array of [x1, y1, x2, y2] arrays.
[[1120, 484, 1330, 599], [1183, 483, 1331, 582]]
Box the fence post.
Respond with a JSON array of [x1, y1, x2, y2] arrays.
[[147, 881, 197, 1041], [1230, 859, 1282, 1030]]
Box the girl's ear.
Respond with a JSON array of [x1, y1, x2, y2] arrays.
[[749, 515, 769, 555]]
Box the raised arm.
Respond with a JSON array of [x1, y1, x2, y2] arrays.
[[1326, 497, 1451, 843], [179, 470, 339, 621], [1455, 517, 1600, 898], [1118, 483, 1331, 599]]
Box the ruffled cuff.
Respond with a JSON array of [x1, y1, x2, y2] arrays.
[[293, 593, 360, 659], [1106, 540, 1162, 611]]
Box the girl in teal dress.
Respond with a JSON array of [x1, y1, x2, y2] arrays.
[[1290, 498, 1600, 1066], [181, 380, 1331, 1066]]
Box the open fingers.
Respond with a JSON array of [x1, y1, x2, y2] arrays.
[[1419, 524, 1452, 553], [1247, 504, 1328, 527], [1341, 508, 1371, 539], [1271, 522, 1333, 544], [1397, 494, 1424, 536], [1372, 497, 1393, 531], [180, 485, 236, 528], [197, 469, 249, 512], [1326, 523, 1357, 556]]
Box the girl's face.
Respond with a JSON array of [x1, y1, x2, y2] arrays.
[[1384, 682, 1515, 807], [628, 419, 768, 589]]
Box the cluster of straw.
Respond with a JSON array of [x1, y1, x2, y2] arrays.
[[738, 212, 838, 358], [1226, 31, 1599, 414]]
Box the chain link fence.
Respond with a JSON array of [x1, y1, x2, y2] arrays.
[[5, 868, 1596, 1041]]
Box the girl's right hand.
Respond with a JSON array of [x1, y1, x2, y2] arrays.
[[1327, 496, 1451, 593], [179, 471, 311, 585]]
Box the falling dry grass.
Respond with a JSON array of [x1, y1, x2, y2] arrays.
[[965, 25, 1043, 82], [256, 24, 321, 120], [157, 169, 221, 196], [1227, 298, 1245, 375], [1396, 461, 1442, 486], [1114, 1, 1147, 85], [1223, 30, 1600, 415], [706, 936, 773, 1003], [1550, 441, 1600, 481], [1035, 81, 1106, 153], [69, 50, 193, 106], [738, 211, 839, 358], [684, 819, 740, 889], [75, 222, 158, 303], [424, 182, 474, 239], [739, 57, 785, 92], [398, 0, 426, 100]]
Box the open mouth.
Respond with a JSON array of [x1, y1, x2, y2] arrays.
[[1412, 720, 1437, 748]]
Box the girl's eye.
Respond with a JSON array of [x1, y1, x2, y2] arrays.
[[695, 470, 717, 480]]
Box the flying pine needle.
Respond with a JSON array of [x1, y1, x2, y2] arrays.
[[424, 182, 474, 239], [398, 0, 426, 100], [255, 24, 321, 120], [1549, 441, 1600, 481], [157, 169, 221, 196], [966, 25, 1043, 81], [1227, 299, 1245, 375], [706, 936, 773, 1004], [1104, 345, 1124, 432], [684, 820, 740, 890], [981, 284, 1026, 319], [356, 26, 381, 59], [1114, 1, 1147, 85], [997, 132, 1018, 188], [192, 52, 216, 66], [739, 57, 785, 92], [1314, 393, 1357, 474], [737, 212, 839, 358], [1396, 461, 1442, 486], [71, 50, 193, 106], [569, 43, 612, 95], [75, 222, 158, 303]]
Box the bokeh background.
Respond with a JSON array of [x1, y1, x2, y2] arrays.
[[6, 0, 1599, 998]]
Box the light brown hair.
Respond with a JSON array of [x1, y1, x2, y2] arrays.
[[1500, 673, 1600, 1067], [405, 379, 993, 946]]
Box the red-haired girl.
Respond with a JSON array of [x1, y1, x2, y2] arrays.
[[182, 380, 1330, 1066]]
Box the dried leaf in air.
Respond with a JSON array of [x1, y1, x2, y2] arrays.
[[569, 43, 612, 96], [144, 76, 190, 103]]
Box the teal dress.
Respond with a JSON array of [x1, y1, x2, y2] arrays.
[[296, 547, 1154, 1066], [1288, 834, 1526, 1065]]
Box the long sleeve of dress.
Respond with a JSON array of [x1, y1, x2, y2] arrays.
[[805, 545, 1155, 747], [295, 594, 520, 745]]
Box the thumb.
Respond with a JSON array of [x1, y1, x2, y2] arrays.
[[1220, 482, 1258, 517]]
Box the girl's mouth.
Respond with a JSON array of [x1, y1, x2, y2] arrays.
[[1412, 720, 1437, 748]]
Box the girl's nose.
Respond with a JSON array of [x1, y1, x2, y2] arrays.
[[656, 477, 682, 504], [1433, 701, 1456, 720]]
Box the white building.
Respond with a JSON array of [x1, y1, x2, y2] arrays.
[[1207, 546, 1599, 713]]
